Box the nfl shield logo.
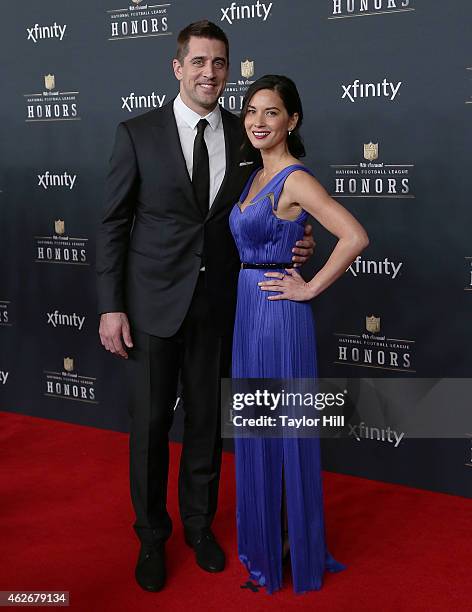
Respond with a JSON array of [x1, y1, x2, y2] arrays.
[[64, 357, 74, 372], [241, 59, 254, 79], [365, 315, 380, 334], [54, 219, 65, 235], [363, 142, 378, 161], [44, 74, 55, 91]]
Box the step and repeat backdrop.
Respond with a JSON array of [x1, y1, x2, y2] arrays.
[[1, 1, 471, 497]]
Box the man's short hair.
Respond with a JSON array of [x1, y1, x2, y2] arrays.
[[176, 20, 229, 65]]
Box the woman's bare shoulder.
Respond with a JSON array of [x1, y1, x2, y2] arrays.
[[285, 167, 326, 198]]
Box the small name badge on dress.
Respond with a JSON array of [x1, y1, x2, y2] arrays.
[[239, 161, 254, 167]]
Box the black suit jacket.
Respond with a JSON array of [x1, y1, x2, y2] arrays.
[[96, 100, 259, 337]]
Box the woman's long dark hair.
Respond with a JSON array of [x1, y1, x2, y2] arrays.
[[240, 74, 306, 159]]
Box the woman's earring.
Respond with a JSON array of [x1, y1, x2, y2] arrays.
[[288, 130, 292, 136]]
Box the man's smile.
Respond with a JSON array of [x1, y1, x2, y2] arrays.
[[197, 82, 217, 91]]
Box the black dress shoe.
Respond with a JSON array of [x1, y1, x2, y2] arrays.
[[135, 541, 166, 592], [184, 529, 225, 573]]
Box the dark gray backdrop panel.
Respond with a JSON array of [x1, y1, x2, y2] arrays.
[[1, 0, 471, 497]]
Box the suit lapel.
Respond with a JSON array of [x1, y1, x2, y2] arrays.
[[151, 102, 249, 221], [151, 101, 201, 214]]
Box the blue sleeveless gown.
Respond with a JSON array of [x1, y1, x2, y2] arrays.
[[229, 164, 346, 594]]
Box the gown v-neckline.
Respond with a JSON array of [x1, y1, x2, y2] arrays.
[[237, 164, 304, 213]]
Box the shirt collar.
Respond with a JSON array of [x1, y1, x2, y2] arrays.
[[174, 93, 221, 131]]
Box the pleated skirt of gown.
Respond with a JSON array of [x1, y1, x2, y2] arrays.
[[232, 268, 346, 594]]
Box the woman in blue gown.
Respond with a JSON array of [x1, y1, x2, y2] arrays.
[[229, 75, 369, 594]]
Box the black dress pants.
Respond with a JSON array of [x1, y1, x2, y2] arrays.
[[126, 273, 231, 545]]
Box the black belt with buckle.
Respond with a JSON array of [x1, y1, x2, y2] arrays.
[[240, 262, 294, 269]]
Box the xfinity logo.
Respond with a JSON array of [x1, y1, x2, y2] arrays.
[[348, 422, 405, 448], [121, 92, 166, 112], [27, 23, 67, 43], [47, 310, 85, 331], [38, 171, 76, 190], [348, 256, 403, 279], [342, 79, 402, 102], [221, 1, 273, 24], [0, 371, 9, 385]]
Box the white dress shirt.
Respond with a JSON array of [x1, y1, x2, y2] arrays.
[[173, 93, 226, 208]]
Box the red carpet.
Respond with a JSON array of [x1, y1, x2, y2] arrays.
[[0, 411, 470, 611]]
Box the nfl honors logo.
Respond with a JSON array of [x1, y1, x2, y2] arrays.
[[107, 1, 171, 41], [331, 141, 414, 199], [465, 257, 472, 291], [35, 219, 89, 265], [330, 1, 416, 19], [365, 315, 380, 334], [220, 58, 256, 112], [25, 74, 80, 122], [44, 74, 55, 91], [45, 358, 98, 403], [363, 142, 378, 162], [334, 315, 415, 372], [54, 220, 65, 236], [0, 301, 11, 326], [241, 59, 254, 79], [466, 67, 472, 105]]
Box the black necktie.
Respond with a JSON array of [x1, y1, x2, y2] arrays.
[[192, 118, 210, 217]]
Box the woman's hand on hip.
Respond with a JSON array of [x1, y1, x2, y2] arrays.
[[258, 269, 315, 301]]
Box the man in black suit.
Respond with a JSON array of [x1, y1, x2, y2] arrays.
[[96, 20, 313, 592]]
